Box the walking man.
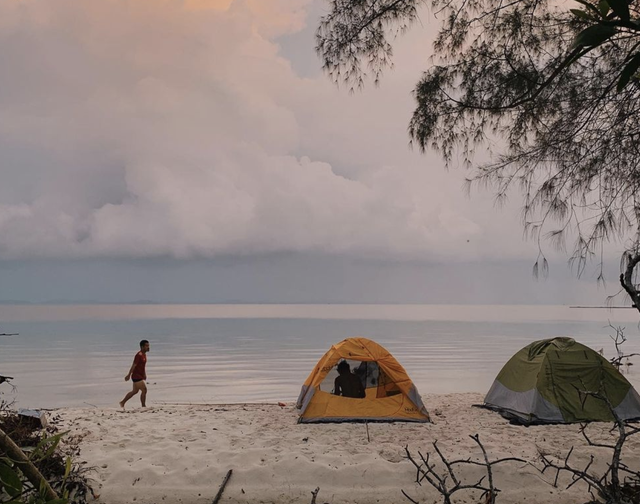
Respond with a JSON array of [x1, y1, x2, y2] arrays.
[[119, 340, 150, 409]]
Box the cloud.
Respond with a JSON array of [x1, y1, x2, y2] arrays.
[[0, 0, 534, 262]]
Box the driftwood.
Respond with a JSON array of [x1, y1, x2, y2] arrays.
[[402, 434, 527, 504], [310, 487, 320, 504], [0, 425, 59, 501], [212, 469, 233, 504]]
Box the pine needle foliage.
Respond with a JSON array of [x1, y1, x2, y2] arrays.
[[317, 0, 640, 284]]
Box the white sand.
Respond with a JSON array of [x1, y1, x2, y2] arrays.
[[55, 393, 640, 504]]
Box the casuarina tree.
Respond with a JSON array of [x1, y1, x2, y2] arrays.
[[317, 0, 640, 309]]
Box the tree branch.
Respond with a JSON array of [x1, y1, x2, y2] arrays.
[[0, 426, 59, 502]]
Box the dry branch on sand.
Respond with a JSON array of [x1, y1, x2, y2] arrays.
[[539, 389, 640, 504], [402, 434, 528, 504], [403, 384, 640, 504], [211, 469, 232, 504]]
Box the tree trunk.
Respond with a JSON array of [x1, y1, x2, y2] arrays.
[[620, 251, 640, 316]]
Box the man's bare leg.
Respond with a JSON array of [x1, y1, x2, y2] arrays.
[[139, 381, 147, 407], [120, 382, 142, 409]]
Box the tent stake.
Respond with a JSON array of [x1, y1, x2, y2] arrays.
[[365, 421, 370, 442]]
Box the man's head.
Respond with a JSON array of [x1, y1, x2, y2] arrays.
[[140, 340, 150, 353], [337, 361, 350, 375]]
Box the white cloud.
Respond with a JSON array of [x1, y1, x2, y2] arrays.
[[0, 0, 537, 262]]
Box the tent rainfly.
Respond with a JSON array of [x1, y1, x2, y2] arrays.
[[296, 337, 430, 423], [484, 337, 640, 424]]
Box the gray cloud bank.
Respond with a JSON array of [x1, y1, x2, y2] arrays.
[[0, 256, 619, 305]]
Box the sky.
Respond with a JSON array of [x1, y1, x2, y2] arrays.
[[0, 0, 630, 304]]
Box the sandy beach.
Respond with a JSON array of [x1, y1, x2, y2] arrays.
[[54, 393, 640, 504]]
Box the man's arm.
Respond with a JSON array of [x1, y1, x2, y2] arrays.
[[125, 355, 138, 381]]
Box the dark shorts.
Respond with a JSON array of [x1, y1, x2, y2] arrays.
[[132, 378, 144, 383]]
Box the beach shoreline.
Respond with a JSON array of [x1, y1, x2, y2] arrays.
[[53, 392, 640, 504]]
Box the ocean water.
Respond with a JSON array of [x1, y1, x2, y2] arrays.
[[0, 304, 639, 409]]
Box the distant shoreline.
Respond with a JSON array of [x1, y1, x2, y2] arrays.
[[570, 305, 635, 309], [0, 300, 636, 307]]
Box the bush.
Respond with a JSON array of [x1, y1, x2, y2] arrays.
[[0, 379, 93, 504]]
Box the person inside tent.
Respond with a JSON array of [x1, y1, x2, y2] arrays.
[[334, 361, 366, 399]]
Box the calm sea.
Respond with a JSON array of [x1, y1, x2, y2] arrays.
[[1, 304, 639, 409]]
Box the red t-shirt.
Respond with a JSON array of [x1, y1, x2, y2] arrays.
[[132, 351, 147, 380]]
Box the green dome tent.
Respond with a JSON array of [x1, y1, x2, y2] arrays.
[[484, 337, 640, 424]]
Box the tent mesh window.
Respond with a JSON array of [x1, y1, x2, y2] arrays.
[[354, 361, 379, 389], [319, 366, 340, 393]]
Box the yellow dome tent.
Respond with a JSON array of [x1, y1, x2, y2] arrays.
[[296, 337, 430, 423]]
